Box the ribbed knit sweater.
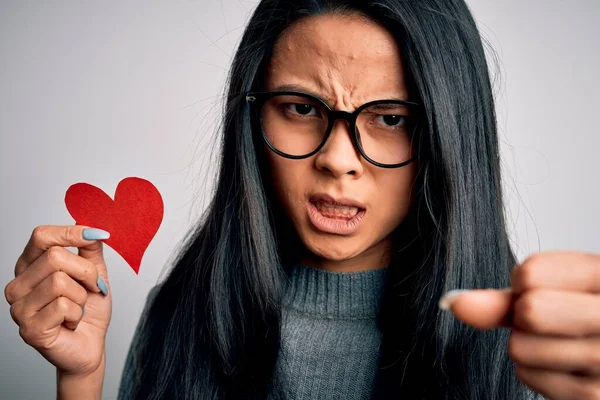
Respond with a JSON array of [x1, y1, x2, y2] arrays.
[[117, 263, 388, 399], [269, 263, 387, 399]]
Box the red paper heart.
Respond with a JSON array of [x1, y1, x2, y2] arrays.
[[65, 177, 164, 274]]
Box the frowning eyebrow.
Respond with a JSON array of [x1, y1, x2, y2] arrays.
[[271, 84, 331, 103], [270, 83, 411, 107]]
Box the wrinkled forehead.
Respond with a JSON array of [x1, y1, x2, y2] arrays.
[[265, 13, 410, 106]]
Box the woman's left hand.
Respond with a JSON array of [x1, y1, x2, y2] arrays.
[[442, 251, 600, 399]]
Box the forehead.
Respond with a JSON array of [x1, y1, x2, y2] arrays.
[[265, 13, 409, 105]]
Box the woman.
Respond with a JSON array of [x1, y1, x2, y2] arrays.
[[5, 0, 600, 399]]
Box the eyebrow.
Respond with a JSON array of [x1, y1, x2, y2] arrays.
[[270, 83, 412, 106], [271, 84, 331, 103]]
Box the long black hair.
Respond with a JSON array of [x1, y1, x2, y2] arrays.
[[118, 0, 533, 398]]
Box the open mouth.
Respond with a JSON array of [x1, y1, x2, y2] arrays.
[[307, 194, 366, 235], [311, 200, 362, 220]]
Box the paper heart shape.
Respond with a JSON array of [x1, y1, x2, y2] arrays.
[[65, 177, 164, 274]]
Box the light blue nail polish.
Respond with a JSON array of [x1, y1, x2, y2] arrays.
[[97, 276, 109, 296], [444, 289, 469, 298], [439, 289, 470, 311], [82, 306, 85, 316], [82, 228, 110, 241]]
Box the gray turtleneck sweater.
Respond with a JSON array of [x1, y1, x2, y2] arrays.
[[117, 263, 387, 399], [269, 263, 387, 399]]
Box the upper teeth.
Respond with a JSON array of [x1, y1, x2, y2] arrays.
[[316, 201, 359, 215]]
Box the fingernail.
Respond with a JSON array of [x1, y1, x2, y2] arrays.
[[82, 306, 85, 316], [439, 289, 470, 311], [82, 228, 110, 241], [97, 276, 109, 296]]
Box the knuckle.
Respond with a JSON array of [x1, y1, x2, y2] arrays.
[[514, 293, 545, 332], [76, 284, 88, 304], [46, 246, 66, 267], [514, 255, 543, 290], [54, 296, 71, 314], [31, 226, 48, 244], [50, 271, 69, 293], [507, 332, 525, 364], [18, 325, 30, 343], [9, 303, 22, 324], [4, 281, 16, 304]]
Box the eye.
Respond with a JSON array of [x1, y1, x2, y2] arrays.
[[285, 103, 319, 116], [375, 114, 406, 127]]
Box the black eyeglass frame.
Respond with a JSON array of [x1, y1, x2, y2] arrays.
[[245, 91, 422, 169]]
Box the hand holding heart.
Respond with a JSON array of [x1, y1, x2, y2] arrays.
[[5, 225, 112, 379], [4, 177, 163, 382], [442, 252, 600, 399]]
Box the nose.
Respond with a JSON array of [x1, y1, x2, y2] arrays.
[[314, 119, 364, 178]]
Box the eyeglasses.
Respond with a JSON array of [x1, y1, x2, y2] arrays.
[[245, 91, 422, 168]]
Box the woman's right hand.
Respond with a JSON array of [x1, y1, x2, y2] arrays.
[[4, 225, 113, 379]]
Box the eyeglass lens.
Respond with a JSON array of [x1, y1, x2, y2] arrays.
[[260, 94, 416, 165]]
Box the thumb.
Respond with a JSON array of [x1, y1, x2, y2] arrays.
[[78, 241, 107, 274], [77, 226, 109, 278], [439, 288, 513, 330]]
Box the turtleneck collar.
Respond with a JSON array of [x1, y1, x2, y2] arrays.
[[282, 263, 388, 320]]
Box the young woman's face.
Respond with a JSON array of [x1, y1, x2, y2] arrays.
[[264, 13, 417, 272]]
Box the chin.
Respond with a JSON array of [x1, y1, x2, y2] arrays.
[[302, 234, 364, 261]]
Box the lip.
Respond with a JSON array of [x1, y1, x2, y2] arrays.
[[309, 193, 366, 209], [307, 193, 366, 235]]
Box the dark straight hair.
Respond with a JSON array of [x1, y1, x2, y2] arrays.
[[118, 0, 534, 398]]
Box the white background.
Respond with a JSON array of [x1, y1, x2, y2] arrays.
[[1, 1, 598, 398]]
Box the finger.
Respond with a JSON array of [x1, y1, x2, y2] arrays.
[[513, 289, 600, 337], [515, 365, 600, 400], [19, 297, 85, 349], [511, 252, 600, 295], [440, 288, 513, 330], [17, 225, 110, 275], [6, 246, 102, 305], [10, 271, 88, 324], [509, 330, 600, 375]]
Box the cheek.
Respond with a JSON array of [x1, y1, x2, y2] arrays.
[[267, 152, 310, 216], [370, 165, 417, 227]]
